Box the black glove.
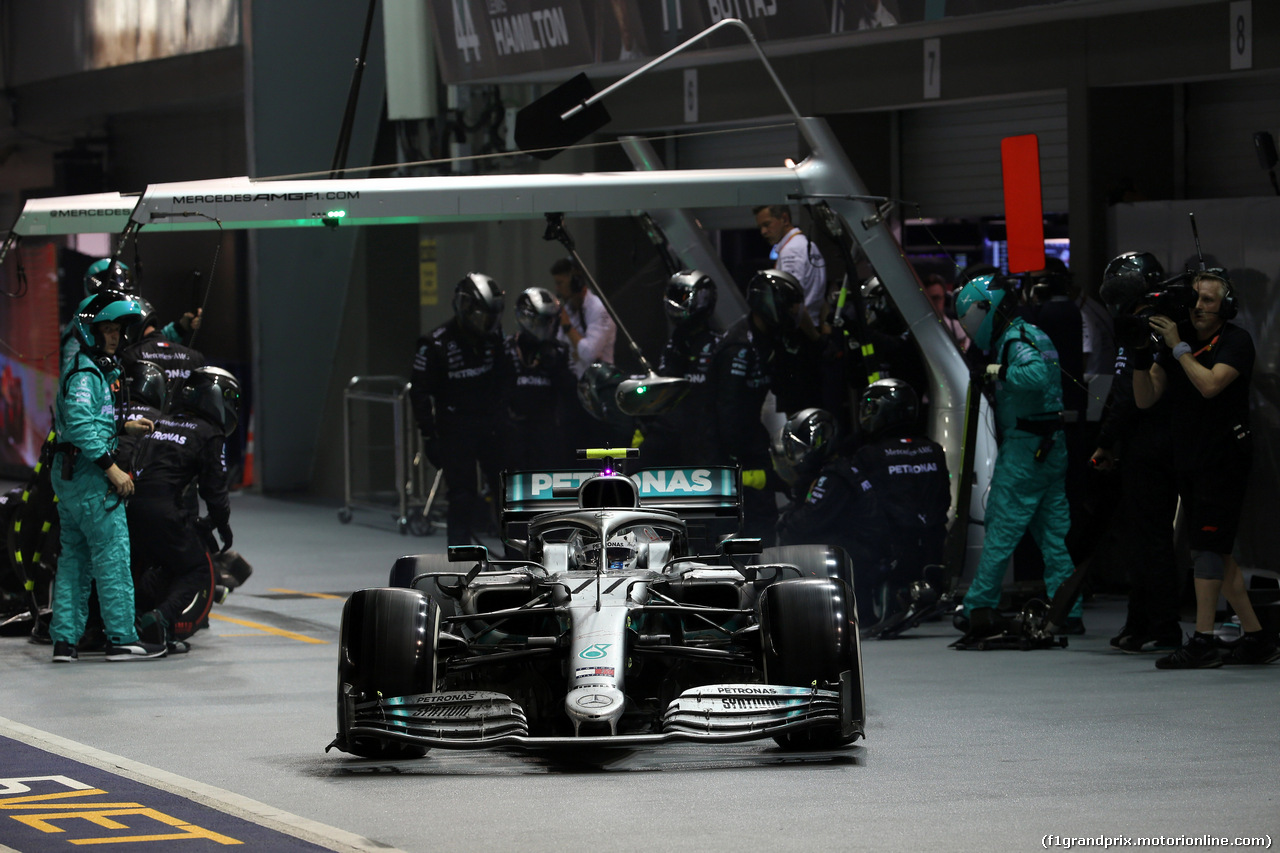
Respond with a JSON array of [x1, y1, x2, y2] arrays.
[[422, 435, 442, 469], [216, 522, 233, 553], [195, 517, 233, 553]]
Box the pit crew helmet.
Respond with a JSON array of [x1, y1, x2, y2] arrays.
[[858, 378, 919, 441], [577, 362, 625, 422], [776, 407, 838, 485], [746, 269, 803, 330], [955, 274, 1014, 351], [1099, 252, 1164, 316], [84, 259, 134, 297], [515, 287, 560, 342], [453, 273, 505, 337], [178, 366, 241, 437], [860, 276, 902, 333], [73, 290, 145, 355], [128, 296, 160, 341], [664, 270, 716, 328], [126, 359, 168, 412]]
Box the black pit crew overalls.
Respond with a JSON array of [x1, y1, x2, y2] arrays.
[[122, 333, 204, 409], [410, 319, 504, 546], [496, 333, 576, 470], [778, 435, 951, 621], [127, 412, 228, 641]]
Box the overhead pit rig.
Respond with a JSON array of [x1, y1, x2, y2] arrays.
[[1, 18, 995, 577]]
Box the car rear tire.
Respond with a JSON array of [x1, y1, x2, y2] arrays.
[[336, 587, 439, 759], [759, 577, 863, 750]]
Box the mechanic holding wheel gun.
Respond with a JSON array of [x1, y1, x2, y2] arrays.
[[50, 291, 167, 663], [954, 273, 1082, 643], [411, 274, 506, 546], [127, 367, 241, 654]]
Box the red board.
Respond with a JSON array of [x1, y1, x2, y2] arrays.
[[1001, 134, 1045, 274]]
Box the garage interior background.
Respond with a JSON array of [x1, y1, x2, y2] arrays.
[[0, 0, 1276, 570]]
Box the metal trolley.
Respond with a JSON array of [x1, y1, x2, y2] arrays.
[[338, 375, 442, 535]]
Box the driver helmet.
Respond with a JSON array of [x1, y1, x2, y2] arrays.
[[775, 408, 838, 485], [126, 359, 168, 411], [664, 270, 716, 328], [515, 287, 560, 342], [453, 273, 504, 337], [84, 259, 135, 297], [582, 531, 640, 572], [1099, 252, 1164, 316], [73, 290, 145, 355], [577, 361, 625, 423], [858, 378, 919, 441], [746, 269, 803, 331], [178, 366, 241, 437], [955, 274, 1013, 351]]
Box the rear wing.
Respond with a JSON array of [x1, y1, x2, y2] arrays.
[[501, 466, 743, 549]]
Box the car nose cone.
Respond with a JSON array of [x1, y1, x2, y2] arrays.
[[565, 686, 626, 729]]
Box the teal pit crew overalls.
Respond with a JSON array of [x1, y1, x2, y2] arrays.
[[962, 317, 1081, 618], [49, 350, 141, 647]]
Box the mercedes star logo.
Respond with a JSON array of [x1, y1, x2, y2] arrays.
[[576, 693, 612, 709]]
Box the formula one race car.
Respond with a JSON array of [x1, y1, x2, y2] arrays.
[[328, 450, 865, 757]]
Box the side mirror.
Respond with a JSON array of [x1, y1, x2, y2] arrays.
[[616, 373, 690, 416], [719, 537, 764, 557], [448, 544, 489, 563]]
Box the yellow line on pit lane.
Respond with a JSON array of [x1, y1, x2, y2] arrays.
[[268, 587, 347, 600], [207, 613, 328, 644]]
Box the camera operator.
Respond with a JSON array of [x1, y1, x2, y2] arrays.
[[1134, 270, 1277, 667], [1092, 252, 1182, 654]]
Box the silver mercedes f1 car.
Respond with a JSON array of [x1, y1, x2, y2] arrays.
[[328, 451, 865, 757]]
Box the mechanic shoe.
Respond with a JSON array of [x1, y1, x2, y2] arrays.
[[52, 641, 78, 663], [105, 641, 168, 661], [1155, 634, 1222, 670], [1223, 631, 1280, 665], [78, 628, 108, 655], [213, 584, 230, 605], [1114, 632, 1179, 654], [1109, 621, 1139, 650], [29, 613, 51, 645], [166, 640, 191, 655], [1057, 617, 1085, 636]]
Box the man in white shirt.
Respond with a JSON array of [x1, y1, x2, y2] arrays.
[[753, 205, 827, 326], [551, 258, 617, 378]]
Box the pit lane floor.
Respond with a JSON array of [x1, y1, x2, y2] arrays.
[[1, 491, 1277, 852]]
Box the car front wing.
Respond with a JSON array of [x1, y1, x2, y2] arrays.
[[335, 675, 861, 751]]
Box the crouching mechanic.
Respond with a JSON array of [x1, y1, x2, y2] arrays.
[[51, 291, 166, 662], [955, 274, 1082, 640], [775, 380, 950, 623], [127, 367, 240, 652]]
